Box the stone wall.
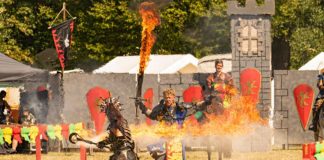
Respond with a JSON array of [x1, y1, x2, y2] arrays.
[[62, 73, 205, 124], [227, 0, 275, 120], [62, 73, 272, 152], [273, 70, 318, 148], [61, 70, 321, 150]]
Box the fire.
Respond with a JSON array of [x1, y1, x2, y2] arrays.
[[138, 2, 160, 74], [130, 92, 267, 139]]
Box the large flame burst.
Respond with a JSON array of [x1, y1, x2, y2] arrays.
[[130, 87, 267, 139], [138, 2, 160, 74]]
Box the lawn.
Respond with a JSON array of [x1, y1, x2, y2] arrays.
[[0, 150, 302, 160]]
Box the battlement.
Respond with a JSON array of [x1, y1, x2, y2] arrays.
[[227, 0, 275, 15]]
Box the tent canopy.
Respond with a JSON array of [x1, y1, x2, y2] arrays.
[[299, 52, 324, 71], [0, 53, 46, 82], [198, 53, 232, 73], [93, 54, 199, 74]]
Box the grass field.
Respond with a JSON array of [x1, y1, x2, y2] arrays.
[[0, 150, 302, 160]]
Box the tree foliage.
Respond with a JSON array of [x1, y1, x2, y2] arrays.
[[272, 0, 324, 69], [1, 0, 324, 70], [0, 0, 230, 70]]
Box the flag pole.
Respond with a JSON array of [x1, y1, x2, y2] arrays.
[[61, 2, 66, 78]]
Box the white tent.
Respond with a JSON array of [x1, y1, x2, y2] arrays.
[[93, 54, 198, 74], [198, 54, 232, 73], [299, 52, 324, 71]]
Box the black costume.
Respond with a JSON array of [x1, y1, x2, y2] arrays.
[[97, 98, 138, 160], [310, 74, 324, 131]]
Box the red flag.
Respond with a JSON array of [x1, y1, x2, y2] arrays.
[[86, 87, 110, 134], [240, 68, 262, 103], [143, 88, 153, 125], [293, 84, 314, 130], [51, 19, 74, 70]]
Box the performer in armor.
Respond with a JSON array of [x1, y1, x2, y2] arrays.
[[309, 68, 324, 131], [136, 88, 203, 126], [205, 59, 235, 115], [97, 97, 138, 160], [136, 88, 206, 160]]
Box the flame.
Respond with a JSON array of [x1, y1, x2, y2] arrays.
[[130, 91, 267, 139], [166, 137, 183, 160], [138, 2, 160, 74]]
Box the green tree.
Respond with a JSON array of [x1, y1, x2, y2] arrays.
[[0, 0, 231, 70], [73, 0, 231, 69], [0, 0, 34, 63], [154, 0, 230, 57], [75, 0, 141, 63], [272, 0, 324, 69]]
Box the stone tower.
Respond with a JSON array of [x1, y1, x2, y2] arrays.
[[227, 0, 275, 118]]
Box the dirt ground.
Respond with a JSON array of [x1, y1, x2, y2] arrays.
[[0, 150, 302, 160]]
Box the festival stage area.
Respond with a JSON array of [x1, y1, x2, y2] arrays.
[[0, 150, 301, 160]]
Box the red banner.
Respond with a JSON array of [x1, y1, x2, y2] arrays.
[[144, 88, 153, 126], [240, 68, 261, 103], [293, 84, 314, 130], [86, 87, 110, 134], [51, 19, 74, 70]]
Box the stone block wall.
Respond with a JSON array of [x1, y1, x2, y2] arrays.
[[229, 15, 273, 119], [62, 73, 206, 124], [273, 70, 318, 148], [62, 72, 272, 152]]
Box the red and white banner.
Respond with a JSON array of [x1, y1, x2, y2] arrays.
[[51, 19, 74, 70]]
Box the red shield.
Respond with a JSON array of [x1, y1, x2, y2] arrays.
[[86, 87, 111, 134], [183, 86, 204, 122], [144, 88, 154, 125], [183, 86, 203, 103], [240, 68, 262, 103], [293, 84, 314, 130]]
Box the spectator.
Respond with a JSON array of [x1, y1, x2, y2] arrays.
[[7, 108, 37, 154], [0, 90, 11, 124], [20, 108, 36, 126]]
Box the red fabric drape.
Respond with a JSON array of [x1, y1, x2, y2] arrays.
[[38, 125, 48, 141], [61, 124, 69, 139], [12, 126, 22, 143]]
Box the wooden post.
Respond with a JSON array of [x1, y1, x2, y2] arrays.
[[80, 145, 87, 160], [36, 135, 41, 160]]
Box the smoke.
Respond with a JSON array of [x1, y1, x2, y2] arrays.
[[129, 0, 172, 11], [133, 123, 272, 152], [18, 73, 64, 124]]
